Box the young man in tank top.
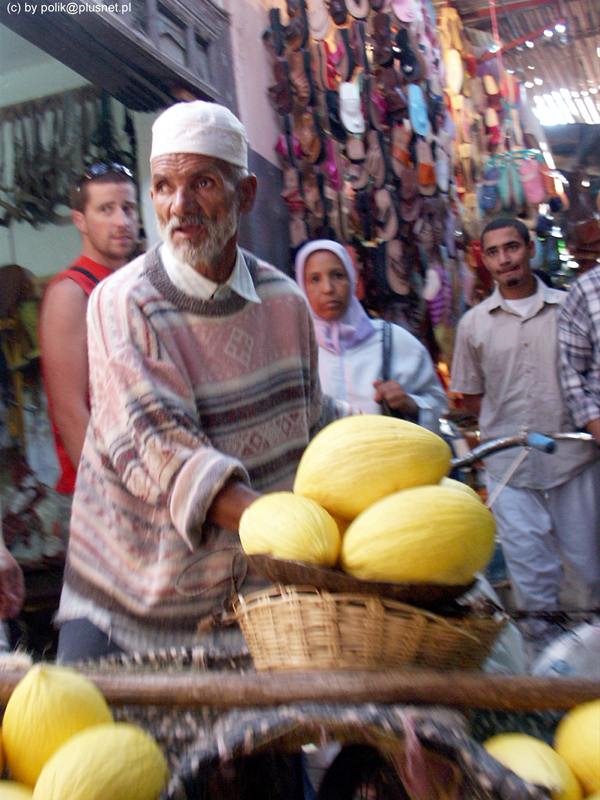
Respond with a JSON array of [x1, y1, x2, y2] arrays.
[[39, 164, 139, 541]]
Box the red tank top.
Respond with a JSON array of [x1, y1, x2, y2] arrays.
[[40, 256, 112, 494]]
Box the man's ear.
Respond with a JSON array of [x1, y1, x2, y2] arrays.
[[72, 209, 87, 235], [236, 175, 258, 214]]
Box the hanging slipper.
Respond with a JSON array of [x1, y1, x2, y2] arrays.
[[391, 0, 417, 24], [320, 138, 345, 191], [458, 141, 474, 192], [416, 138, 437, 196], [399, 164, 423, 222], [334, 26, 357, 82], [391, 123, 412, 178], [294, 108, 325, 164], [374, 187, 399, 241], [339, 80, 366, 134], [284, 0, 309, 51], [380, 65, 408, 118], [407, 83, 430, 137], [366, 77, 389, 132], [327, 0, 347, 26], [301, 167, 325, 220], [434, 140, 450, 193], [444, 48, 464, 95], [385, 238, 411, 295], [372, 12, 394, 67], [307, 0, 331, 40], [288, 50, 312, 111], [395, 26, 422, 83], [262, 8, 285, 58], [354, 186, 374, 241], [345, 0, 369, 18], [275, 130, 302, 164], [268, 59, 294, 116], [365, 128, 387, 188], [346, 135, 366, 162], [352, 19, 370, 74], [325, 89, 349, 142]]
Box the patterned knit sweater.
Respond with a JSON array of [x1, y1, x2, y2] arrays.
[[62, 246, 343, 631]]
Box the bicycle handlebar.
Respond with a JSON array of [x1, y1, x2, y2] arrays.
[[450, 430, 593, 470]]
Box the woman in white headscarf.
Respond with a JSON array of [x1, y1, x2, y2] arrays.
[[295, 239, 448, 433]]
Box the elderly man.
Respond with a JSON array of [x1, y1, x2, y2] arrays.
[[55, 101, 345, 661]]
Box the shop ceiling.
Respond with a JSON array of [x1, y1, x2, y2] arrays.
[[436, 0, 600, 173]]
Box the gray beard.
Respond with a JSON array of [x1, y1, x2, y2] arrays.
[[158, 207, 239, 269]]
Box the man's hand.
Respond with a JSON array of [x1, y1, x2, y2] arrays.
[[586, 417, 600, 446], [0, 544, 25, 620], [373, 379, 419, 419], [207, 480, 261, 532]]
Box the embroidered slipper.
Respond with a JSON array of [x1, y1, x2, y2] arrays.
[[275, 130, 302, 163], [288, 49, 312, 111], [354, 187, 374, 241], [339, 80, 366, 134], [352, 19, 370, 74]]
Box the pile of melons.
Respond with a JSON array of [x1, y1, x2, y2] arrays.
[[483, 699, 600, 800], [240, 415, 496, 586], [0, 663, 169, 799]]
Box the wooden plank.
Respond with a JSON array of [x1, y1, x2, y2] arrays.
[[0, 668, 598, 711]]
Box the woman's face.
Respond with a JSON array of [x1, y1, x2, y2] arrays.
[[303, 250, 352, 321]]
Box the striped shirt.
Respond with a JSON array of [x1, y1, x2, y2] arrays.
[[57, 245, 347, 653]]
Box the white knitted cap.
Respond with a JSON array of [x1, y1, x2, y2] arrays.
[[150, 101, 248, 168]]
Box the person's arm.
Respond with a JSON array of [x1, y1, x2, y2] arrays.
[[39, 279, 91, 468], [373, 324, 448, 430], [557, 290, 600, 443], [206, 480, 261, 531], [0, 502, 25, 620], [458, 393, 482, 420]]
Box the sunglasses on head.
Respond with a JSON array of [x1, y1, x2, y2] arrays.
[[82, 162, 134, 181]]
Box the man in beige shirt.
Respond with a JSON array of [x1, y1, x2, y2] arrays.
[[451, 217, 600, 658]]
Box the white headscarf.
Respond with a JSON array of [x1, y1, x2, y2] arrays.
[[295, 239, 374, 355]]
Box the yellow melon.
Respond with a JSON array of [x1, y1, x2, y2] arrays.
[[239, 491, 341, 566], [32, 723, 169, 800], [554, 700, 600, 795], [294, 415, 452, 519], [340, 484, 495, 584], [0, 781, 34, 799], [484, 733, 583, 800], [2, 663, 114, 787], [439, 476, 482, 501]]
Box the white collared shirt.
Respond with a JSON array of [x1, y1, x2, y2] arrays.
[[160, 243, 261, 304]]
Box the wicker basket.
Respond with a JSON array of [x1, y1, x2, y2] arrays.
[[233, 585, 506, 672]]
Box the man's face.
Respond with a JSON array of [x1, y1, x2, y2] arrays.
[[74, 182, 138, 267], [150, 153, 241, 271], [481, 226, 535, 294]]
